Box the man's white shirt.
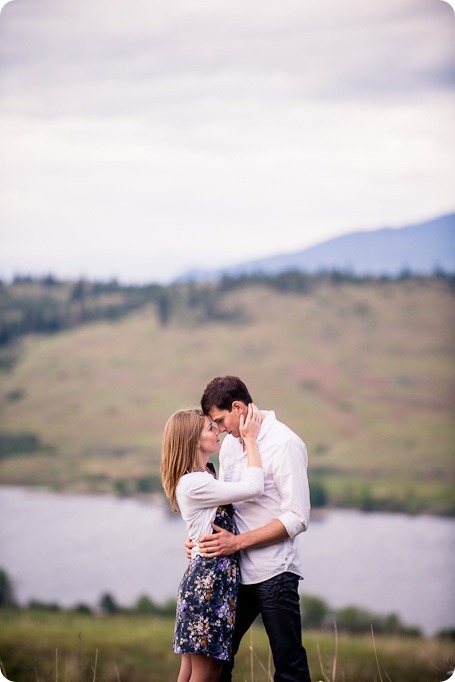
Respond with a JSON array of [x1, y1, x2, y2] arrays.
[[219, 410, 311, 585]]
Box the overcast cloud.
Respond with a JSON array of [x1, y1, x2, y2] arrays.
[[0, 0, 454, 282]]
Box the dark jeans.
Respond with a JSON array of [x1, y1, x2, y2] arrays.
[[220, 572, 312, 682]]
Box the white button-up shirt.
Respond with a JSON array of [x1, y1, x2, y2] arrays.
[[176, 467, 264, 559], [219, 410, 311, 585]]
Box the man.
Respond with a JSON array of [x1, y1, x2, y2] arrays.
[[198, 375, 312, 682]]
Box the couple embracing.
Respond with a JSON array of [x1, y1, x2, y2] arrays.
[[161, 376, 312, 682]]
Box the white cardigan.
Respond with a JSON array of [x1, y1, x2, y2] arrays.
[[176, 467, 264, 558]]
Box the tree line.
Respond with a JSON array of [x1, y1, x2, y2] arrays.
[[1, 270, 453, 347], [0, 567, 434, 636]]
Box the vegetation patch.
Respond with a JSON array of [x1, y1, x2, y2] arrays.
[[0, 432, 54, 459], [0, 609, 453, 682], [0, 567, 453, 681]]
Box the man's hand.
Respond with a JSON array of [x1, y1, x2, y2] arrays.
[[185, 536, 195, 560], [198, 524, 240, 557]]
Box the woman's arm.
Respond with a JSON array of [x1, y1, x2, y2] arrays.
[[183, 402, 263, 507], [182, 468, 264, 508], [182, 403, 263, 555]]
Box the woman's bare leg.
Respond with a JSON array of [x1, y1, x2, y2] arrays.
[[189, 654, 222, 682], [177, 654, 192, 682]]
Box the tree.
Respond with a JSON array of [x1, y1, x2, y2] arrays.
[[300, 595, 330, 628], [99, 592, 120, 614], [134, 595, 157, 614], [156, 290, 171, 326], [0, 568, 16, 607]]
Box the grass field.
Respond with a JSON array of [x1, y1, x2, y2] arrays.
[[1, 276, 454, 514], [0, 609, 454, 682]]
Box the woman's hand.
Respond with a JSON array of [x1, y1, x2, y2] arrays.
[[239, 403, 262, 442], [184, 536, 194, 560]]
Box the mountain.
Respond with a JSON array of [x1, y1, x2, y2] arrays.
[[178, 213, 455, 281]]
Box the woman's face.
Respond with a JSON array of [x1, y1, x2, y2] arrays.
[[197, 416, 220, 457]]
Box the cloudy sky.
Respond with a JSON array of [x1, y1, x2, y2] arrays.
[[0, 0, 454, 283]]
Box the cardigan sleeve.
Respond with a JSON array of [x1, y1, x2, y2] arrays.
[[179, 468, 264, 508]]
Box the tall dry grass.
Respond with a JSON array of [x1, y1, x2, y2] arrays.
[[1, 611, 454, 682]]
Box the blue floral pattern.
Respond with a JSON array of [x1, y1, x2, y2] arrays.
[[173, 505, 239, 660]]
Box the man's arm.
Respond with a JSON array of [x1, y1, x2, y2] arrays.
[[274, 438, 310, 538], [198, 518, 289, 557], [199, 437, 310, 557]]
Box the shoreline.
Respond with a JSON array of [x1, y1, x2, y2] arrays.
[[1, 481, 453, 519]]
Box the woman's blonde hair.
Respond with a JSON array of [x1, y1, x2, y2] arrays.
[[160, 408, 205, 512]]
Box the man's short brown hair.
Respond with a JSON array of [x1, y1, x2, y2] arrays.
[[201, 375, 253, 414]]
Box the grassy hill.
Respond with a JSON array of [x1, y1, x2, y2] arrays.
[[0, 275, 454, 514]]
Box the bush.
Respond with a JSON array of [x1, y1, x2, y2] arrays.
[[72, 603, 93, 614], [310, 479, 327, 508], [28, 600, 61, 612], [301, 595, 330, 628], [299, 595, 422, 636], [0, 432, 41, 457], [335, 605, 421, 636], [135, 475, 162, 494], [132, 594, 177, 617]]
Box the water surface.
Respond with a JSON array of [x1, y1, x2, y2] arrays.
[[0, 486, 453, 635]]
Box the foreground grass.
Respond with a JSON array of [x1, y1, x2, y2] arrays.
[[0, 610, 453, 682]]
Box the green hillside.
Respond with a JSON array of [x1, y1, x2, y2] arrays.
[[1, 275, 454, 514]]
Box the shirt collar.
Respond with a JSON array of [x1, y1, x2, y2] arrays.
[[237, 409, 276, 450], [257, 410, 276, 442]]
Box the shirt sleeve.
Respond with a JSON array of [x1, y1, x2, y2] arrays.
[[183, 468, 264, 508], [273, 438, 311, 538]]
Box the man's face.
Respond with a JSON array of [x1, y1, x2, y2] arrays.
[[208, 402, 246, 439]]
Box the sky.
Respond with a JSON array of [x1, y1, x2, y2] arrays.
[[0, 0, 454, 283]]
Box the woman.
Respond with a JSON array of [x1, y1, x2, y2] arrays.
[[161, 403, 264, 682]]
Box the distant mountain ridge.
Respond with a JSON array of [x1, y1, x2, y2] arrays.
[[178, 213, 455, 281]]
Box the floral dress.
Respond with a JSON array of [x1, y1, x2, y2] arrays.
[[173, 503, 239, 660]]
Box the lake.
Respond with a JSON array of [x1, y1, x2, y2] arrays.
[[0, 486, 454, 636]]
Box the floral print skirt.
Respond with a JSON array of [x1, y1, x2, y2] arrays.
[[173, 505, 239, 660]]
